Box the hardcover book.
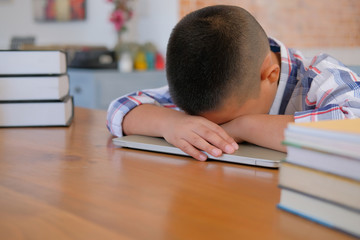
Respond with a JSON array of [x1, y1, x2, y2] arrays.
[[0, 74, 69, 101], [278, 188, 360, 238], [0, 95, 73, 127], [0, 50, 67, 75], [278, 118, 360, 238], [279, 162, 360, 210]]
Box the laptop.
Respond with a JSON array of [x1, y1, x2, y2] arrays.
[[112, 135, 286, 168]]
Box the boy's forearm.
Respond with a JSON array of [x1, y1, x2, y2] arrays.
[[221, 114, 294, 152], [123, 104, 179, 137]]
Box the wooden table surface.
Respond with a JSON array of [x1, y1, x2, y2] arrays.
[[0, 107, 355, 240]]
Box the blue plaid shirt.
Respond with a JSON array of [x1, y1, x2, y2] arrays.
[[107, 38, 360, 137]]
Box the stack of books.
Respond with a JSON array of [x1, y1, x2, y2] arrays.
[[0, 50, 73, 127], [278, 118, 360, 238]]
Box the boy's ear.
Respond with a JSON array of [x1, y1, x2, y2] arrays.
[[260, 53, 280, 83]]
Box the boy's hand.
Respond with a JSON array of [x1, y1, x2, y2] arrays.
[[123, 104, 238, 161], [161, 111, 239, 161]]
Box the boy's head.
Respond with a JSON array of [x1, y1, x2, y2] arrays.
[[166, 5, 279, 123]]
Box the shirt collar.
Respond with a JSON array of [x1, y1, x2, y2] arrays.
[[268, 37, 292, 115]]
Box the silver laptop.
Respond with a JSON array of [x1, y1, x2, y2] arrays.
[[112, 135, 286, 168]]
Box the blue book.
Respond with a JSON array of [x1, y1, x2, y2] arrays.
[[278, 188, 360, 238]]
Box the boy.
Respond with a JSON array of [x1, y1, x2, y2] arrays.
[[107, 5, 360, 161]]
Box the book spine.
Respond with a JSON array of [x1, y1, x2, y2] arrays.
[[65, 96, 74, 126]]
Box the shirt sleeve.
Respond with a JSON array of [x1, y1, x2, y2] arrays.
[[294, 54, 360, 122], [106, 85, 180, 137]]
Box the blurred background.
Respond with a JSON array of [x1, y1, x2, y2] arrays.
[[0, 0, 176, 56], [0, 0, 359, 109], [180, 0, 360, 66]]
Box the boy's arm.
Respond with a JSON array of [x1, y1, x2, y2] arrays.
[[107, 86, 238, 161], [107, 86, 176, 137], [221, 114, 294, 152], [123, 104, 238, 161], [221, 56, 360, 151]]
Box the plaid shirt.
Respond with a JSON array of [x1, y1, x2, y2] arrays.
[[107, 38, 360, 137]]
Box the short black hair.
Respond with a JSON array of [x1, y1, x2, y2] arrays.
[[166, 5, 269, 115]]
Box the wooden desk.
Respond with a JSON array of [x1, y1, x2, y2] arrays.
[[0, 108, 355, 240]]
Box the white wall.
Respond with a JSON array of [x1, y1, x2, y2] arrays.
[[0, 0, 178, 55], [136, 0, 178, 55]]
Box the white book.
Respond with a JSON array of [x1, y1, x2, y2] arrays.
[[0, 74, 69, 101], [279, 162, 360, 210], [285, 145, 360, 181], [0, 96, 73, 127], [0, 50, 67, 75]]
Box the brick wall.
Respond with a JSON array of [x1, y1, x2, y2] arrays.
[[179, 0, 360, 48]]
